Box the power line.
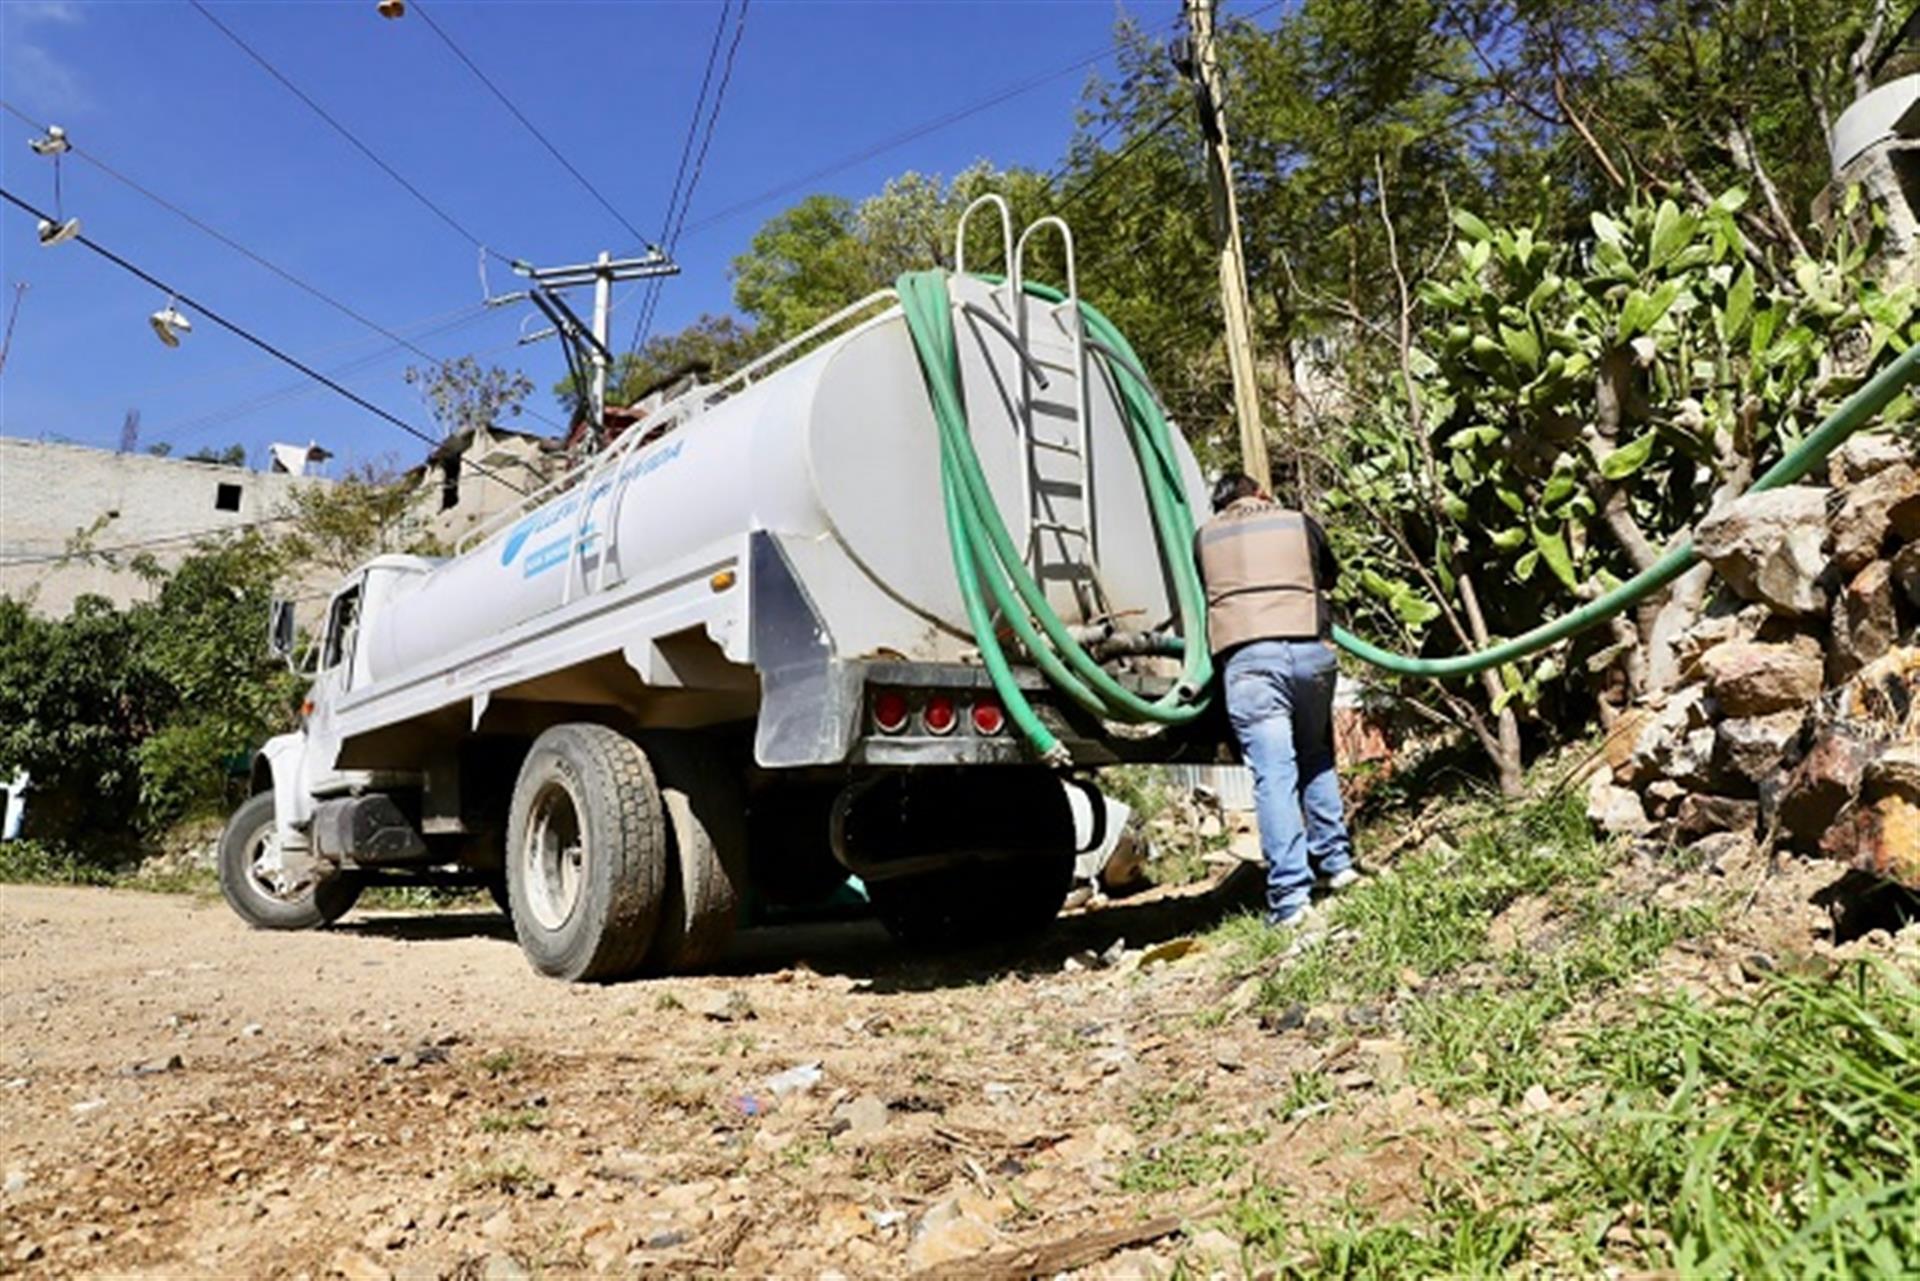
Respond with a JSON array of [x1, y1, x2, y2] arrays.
[[0, 100, 560, 433], [409, 1, 657, 253], [628, 0, 736, 356], [631, 0, 751, 356], [0, 186, 528, 496], [673, 31, 1137, 246], [187, 0, 515, 266], [0, 515, 296, 569]]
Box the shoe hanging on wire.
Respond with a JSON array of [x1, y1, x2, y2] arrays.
[[29, 124, 79, 247]]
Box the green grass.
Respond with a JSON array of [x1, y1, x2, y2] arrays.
[[1119, 1127, 1263, 1194], [1203, 770, 1916, 1276]]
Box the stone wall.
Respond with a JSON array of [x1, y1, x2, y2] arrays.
[[1589, 432, 1920, 888]]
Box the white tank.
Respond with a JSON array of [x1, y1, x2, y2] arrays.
[[358, 276, 1207, 687]]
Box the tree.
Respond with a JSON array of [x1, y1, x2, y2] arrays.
[[405, 357, 534, 440], [0, 532, 303, 855], [273, 459, 446, 578], [1325, 184, 1917, 790], [730, 164, 1058, 343]]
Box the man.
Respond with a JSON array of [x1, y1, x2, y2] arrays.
[[1196, 472, 1357, 928]]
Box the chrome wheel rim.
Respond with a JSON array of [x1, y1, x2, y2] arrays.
[[246, 820, 312, 902], [523, 779, 586, 931]]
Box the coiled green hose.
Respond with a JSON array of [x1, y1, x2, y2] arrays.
[[900, 267, 1919, 759], [897, 270, 1213, 763]]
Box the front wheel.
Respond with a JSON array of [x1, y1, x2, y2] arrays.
[[218, 791, 362, 930]]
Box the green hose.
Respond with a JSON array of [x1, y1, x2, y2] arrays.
[[897, 270, 1214, 763], [1333, 340, 1920, 677], [899, 266, 1919, 759]]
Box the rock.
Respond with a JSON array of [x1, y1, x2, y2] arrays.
[[1828, 433, 1915, 485], [1830, 463, 1918, 573], [688, 990, 755, 1022], [1644, 778, 1687, 818], [816, 1200, 873, 1247], [330, 1248, 393, 1281], [1685, 830, 1753, 869], [480, 1254, 531, 1281], [1819, 794, 1920, 888], [1674, 793, 1758, 841], [1892, 543, 1920, 609], [1866, 745, 1920, 802], [3, 1169, 27, 1195], [128, 1054, 184, 1077], [240, 1023, 263, 1038], [1670, 610, 1755, 674], [1695, 486, 1830, 616], [1831, 561, 1899, 684], [1628, 686, 1712, 784], [830, 1094, 889, 1142], [1588, 776, 1653, 836], [1776, 728, 1875, 846], [1184, 1228, 1243, 1267], [1714, 711, 1806, 787], [908, 1194, 1006, 1271], [1701, 640, 1824, 716]]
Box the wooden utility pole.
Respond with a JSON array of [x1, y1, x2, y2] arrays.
[[1181, 0, 1268, 485]]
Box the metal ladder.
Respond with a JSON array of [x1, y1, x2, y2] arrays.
[[953, 198, 1103, 618]]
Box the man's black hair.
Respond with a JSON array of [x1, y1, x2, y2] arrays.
[[1211, 471, 1262, 513]]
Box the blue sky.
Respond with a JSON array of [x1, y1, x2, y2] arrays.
[[0, 0, 1177, 473]]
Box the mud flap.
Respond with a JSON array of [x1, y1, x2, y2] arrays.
[[749, 532, 862, 768]]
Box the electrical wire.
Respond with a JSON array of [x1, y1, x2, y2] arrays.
[[0, 100, 565, 438], [0, 515, 297, 569], [630, 0, 749, 356], [627, 0, 735, 356], [409, 1, 658, 253], [0, 185, 528, 496], [187, 0, 514, 265]]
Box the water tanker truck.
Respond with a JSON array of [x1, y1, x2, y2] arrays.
[[220, 202, 1224, 979]]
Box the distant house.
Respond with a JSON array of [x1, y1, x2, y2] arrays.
[[0, 438, 333, 616], [404, 422, 558, 545]]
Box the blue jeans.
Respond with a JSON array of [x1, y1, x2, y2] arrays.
[[1225, 639, 1354, 922]]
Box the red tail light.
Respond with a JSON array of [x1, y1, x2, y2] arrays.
[[923, 694, 957, 735], [872, 690, 909, 734], [971, 698, 1005, 736]]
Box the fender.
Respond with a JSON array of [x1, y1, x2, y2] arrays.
[[256, 732, 314, 853]]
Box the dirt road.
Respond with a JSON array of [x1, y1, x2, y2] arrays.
[[0, 875, 1342, 1279]]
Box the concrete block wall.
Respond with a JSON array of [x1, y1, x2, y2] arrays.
[[0, 438, 331, 616]]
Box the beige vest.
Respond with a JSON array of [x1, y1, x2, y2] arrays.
[[1196, 501, 1323, 655]]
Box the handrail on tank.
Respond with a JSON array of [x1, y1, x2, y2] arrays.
[[954, 194, 1013, 282], [453, 288, 903, 557]]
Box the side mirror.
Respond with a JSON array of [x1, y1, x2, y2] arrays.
[[267, 598, 297, 667]]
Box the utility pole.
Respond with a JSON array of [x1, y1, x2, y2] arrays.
[[1179, 0, 1268, 486], [514, 249, 677, 448]]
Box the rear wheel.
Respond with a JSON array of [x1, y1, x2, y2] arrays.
[[643, 733, 748, 973], [846, 770, 1077, 948], [218, 791, 361, 930], [506, 724, 667, 981]]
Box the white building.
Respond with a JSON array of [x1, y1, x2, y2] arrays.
[[0, 438, 332, 616]]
